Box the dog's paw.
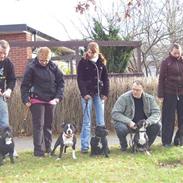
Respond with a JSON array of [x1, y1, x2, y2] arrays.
[[11, 160, 15, 164], [145, 151, 151, 156], [51, 153, 56, 157], [56, 158, 61, 161], [47, 153, 51, 157], [73, 156, 77, 160]]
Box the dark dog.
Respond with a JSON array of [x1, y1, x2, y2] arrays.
[[174, 126, 183, 146], [132, 120, 149, 154], [0, 126, 15, 165], [51, 123, 77, 159], [90, 126, 109, 158]]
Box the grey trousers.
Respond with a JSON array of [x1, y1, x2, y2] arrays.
[[30, 104, 56, 156]]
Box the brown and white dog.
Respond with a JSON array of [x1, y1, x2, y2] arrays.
[[51, 123, 77, 159]]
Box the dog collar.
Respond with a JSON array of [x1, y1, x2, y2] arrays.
[[139, 130, 147, 132], [63, 132, 73, 138]]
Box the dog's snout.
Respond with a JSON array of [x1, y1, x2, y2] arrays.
[[67, 129, 72, 134]]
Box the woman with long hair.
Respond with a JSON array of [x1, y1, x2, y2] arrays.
[[77, 42, 109, 153]]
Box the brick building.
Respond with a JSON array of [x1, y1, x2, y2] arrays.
[[0, 24, 59, 77]]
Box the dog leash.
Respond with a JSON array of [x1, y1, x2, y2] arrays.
[[83, 99, 90, 119], [20, 107, 29, 135], [2, 95, 7, 102], [83, 99, 96, 136], [128, 128, 134, 149], [23, 107, 29, 121]]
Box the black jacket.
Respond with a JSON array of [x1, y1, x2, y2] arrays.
[[21, 58, 65, 104], [0, 58, 16, 92], [77, 56, 109, 97]]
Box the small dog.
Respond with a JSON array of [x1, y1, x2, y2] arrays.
[[90, 126, 109, 158], [132, 120, 149, 154], [0, 126, 15, 165], [51, 123, 77, 159], [174, 125, 183, 146]]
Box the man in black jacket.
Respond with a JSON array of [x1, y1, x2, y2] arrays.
[[0, 40, 17, 157], [0, 40, 16, 128]]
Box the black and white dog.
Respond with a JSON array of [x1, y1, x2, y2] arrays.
[[132, 120, 150, 154], [174, 125, 183, 146], [51, 123, 77, 159], [0, 126, 15, 165], [90, 126, 109, 158]]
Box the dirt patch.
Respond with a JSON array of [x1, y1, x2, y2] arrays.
[[158, 159, 183, 168]]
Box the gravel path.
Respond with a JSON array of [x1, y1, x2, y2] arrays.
[[14, 133, 161, 152]]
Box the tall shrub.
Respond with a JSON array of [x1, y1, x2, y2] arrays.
[[91, 18, 132, 73]]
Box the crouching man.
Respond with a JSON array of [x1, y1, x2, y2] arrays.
[[111, 80, 161, 151]]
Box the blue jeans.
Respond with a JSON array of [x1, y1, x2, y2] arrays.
[[80, 95, 105, 151], [0, 96, 9, 127]]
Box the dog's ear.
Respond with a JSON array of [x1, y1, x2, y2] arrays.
[[137, 120, 146, 128], [5, 126, 12, 131], [72, 123, 77, 133], [61, 122, 66, 128], [0, 128, 3, 135]]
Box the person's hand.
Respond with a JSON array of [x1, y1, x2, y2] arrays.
[[128, 121, 137, 129], [49, 98, 59, 105], [158, 97, 164, 103], [2, 89, 12, 98], [144, 121, 149, 128], [101, 95, 108, 101], [0, 89, 3, 96], [84, 95, 91, 101], [25, 102, 31, 107]]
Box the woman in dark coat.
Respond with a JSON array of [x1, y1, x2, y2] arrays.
[[77, 41, 109, 153], [21, 47, 64, 157], [158, 43, 183, 147]]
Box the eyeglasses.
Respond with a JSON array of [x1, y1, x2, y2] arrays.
[[132, 88, 143, 92], [39, 60, 49, 64]]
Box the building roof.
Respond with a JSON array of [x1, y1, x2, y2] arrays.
[[0, 24, 59, 41]]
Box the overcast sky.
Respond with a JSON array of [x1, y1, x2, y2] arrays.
[[0, 0, 90, 40], [1, 0, 119, 40]]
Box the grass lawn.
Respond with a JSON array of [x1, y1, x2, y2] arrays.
[[1, 145, 183, 183]]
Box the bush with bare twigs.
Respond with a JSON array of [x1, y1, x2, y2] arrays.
[[8, 76, 159, 136]]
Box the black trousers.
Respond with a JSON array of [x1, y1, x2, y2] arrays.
[[162, 95, 183, 145], [30, 104, 56, 156]]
